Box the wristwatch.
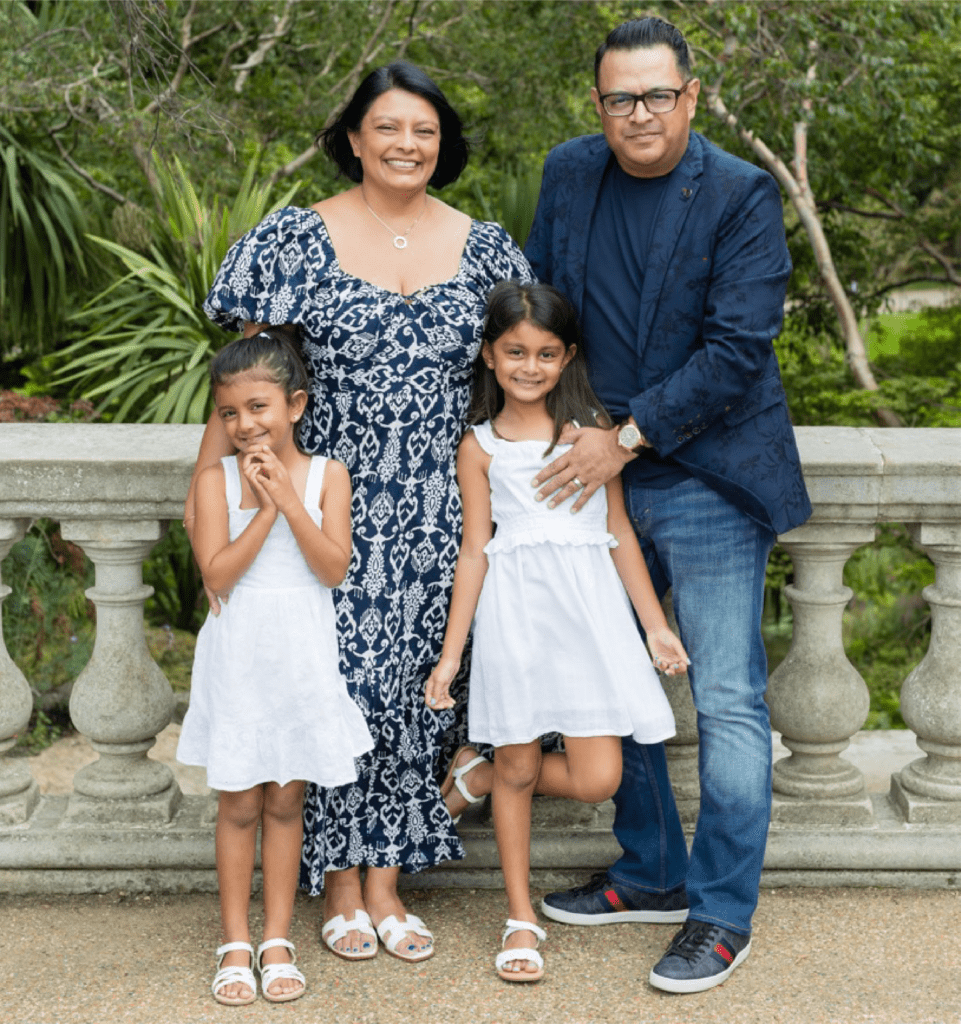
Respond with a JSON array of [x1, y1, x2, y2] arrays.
[[616, 421, 649, 453]]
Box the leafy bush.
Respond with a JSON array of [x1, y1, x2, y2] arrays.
[[51, 154, 299, 423]]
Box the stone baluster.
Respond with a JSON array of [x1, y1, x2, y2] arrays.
[[766, 523, 874, 825], [891, 524, 961, 822], [0, 519, 40, 824], [59, 520, 181, 823]]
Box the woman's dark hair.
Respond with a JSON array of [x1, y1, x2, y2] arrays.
[[210, 326, 310, 450], [470, 281, 611, 456], [594, 16, 693, 85], [319, 61, 469, 189]]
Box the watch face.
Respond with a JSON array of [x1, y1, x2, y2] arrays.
[[618, 424, 641, 449]]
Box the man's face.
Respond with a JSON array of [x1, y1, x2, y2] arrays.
[[592, 44, 699, 179]]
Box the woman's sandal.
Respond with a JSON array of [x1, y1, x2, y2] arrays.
[[375, 914, 435, 962], [441, 745, 489, 823], [496, 919, 547, 984], [321, 909, 378, 961], [212, 941, 257, 1005], [257, 938, 306, 1004]]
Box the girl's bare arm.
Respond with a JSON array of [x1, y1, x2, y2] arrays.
[[425, 432, 493, 708], [283, 458, 352, 588], [606, 480, 690, 673], [192, 462, 277, 596]]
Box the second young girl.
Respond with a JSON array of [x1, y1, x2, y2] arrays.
[[425, 282, 689, 984], [178, 329, 373, 1005]]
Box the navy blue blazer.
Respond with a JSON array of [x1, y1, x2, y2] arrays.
[[525, 130, 811, 536]]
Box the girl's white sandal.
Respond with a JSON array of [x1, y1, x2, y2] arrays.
[[496, 919, 547, 983], [257, 938, 306, 1003], [441, 746, 489, 823], [212, 941, 257, 1005], [375, 914, 435, 962], [322, 909, 378, 960]]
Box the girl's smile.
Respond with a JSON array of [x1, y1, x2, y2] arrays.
[[482, 321, 575, 407]]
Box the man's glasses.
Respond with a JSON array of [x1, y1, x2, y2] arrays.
[[598, 84, 691, 117]]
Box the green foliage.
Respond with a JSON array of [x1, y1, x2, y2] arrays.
[[842, 526, 935, 729], [1, 520, 94, 694], [776, 308, 961, 427], [144, 523, 207, 633], [0, 123, 94, 356], [51, 155, 299, 422], [470, 165, 543, 248]]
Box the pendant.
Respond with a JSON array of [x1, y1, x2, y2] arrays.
[[393, 236, 408, 250]]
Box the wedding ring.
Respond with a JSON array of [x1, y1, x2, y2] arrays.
[[429, 698, 437, 706], [573, 476, 584, 489]]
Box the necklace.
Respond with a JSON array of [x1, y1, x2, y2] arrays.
[[362, 194, 428, 249]]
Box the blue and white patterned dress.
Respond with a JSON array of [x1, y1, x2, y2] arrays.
[[204, 206, 533, 890]]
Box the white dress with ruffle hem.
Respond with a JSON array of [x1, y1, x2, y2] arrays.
[[177, 455, 373, 791], [467, 421, 676, 748]]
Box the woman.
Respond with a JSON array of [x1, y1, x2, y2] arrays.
[[189, 61, 530, 962]]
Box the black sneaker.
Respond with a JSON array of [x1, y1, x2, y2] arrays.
[[540, 872, 688, 925], [649, 920, 751, 993]]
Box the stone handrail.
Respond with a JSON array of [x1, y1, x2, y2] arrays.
[[0, 424, 958, 890]]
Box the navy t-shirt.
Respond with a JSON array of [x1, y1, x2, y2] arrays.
[[581, 160, 690, 489]]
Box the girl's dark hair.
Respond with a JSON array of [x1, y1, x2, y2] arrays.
[[210, 326, 310, 450], [594, 16, 693, 85], [471, 281, 611, 455], [319, 61, 469, 189]]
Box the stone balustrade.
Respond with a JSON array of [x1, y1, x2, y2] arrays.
[[0, 423, 958, 893]]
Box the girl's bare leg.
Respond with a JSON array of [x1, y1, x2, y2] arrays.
[[364, 866, 433, 954], [216, 787, 263, 1000], [535, 735, 623, 804], [260, 780, 306, 998], [493, 741, 543, 976], [322, 866, 370, 955]]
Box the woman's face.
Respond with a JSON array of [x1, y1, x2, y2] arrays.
[[348, 88, 441, 195]]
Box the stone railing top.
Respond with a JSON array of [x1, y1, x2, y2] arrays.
[[0, 423, 205, 520], [793, 427, 960, 525], [0, 423, 957, 523]]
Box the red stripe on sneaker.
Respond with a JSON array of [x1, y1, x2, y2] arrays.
[[604, 889, 627, 911], [714, 943, 734, 964]]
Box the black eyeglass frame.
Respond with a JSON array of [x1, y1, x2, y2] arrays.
[[598, 83, 692, 117]]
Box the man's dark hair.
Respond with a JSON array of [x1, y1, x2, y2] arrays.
[[318, 61, 469, 189], [594, 16, 693, 86]]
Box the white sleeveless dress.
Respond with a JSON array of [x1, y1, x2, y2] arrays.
[[468, 421, 676, 748], [177, 455, 373, 791]]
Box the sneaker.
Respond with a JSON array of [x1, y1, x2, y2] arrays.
[[540, 872, 688, 925], [649, 920, 751, 994]]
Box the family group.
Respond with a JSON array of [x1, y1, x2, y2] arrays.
[[174, 14, 811, 1006]]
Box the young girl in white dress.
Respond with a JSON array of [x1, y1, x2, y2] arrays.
[[425, 282, 689, 984], [178, 329, 373, 1005]]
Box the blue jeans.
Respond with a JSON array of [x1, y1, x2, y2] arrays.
[[609, 476, 774, 935]]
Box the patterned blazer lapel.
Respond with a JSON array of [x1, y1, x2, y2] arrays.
[[636, 131, 704, 352]]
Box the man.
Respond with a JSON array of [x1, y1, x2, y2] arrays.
[[524, 16, 811, 994]]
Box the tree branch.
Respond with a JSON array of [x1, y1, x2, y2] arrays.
[[232, 0, 300, 94], [47, 128, 129, 205]]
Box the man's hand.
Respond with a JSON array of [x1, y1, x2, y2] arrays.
[[532, 425, 633, 513]]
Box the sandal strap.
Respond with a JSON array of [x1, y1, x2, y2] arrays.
[[376, 913, 433, 950], [322, 910, 376, 943], [503, 918, 547, 945], [495, 947, 544, 971], [216, 941, 254, 966], [453, 756, 488, 806], [260, 961, 306, 985], [212, 964, 257, 998], [257, 937, 296, 970]]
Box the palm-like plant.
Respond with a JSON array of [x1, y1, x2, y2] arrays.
[[55, 155, 299, 423], [0, 123, 91, 357]]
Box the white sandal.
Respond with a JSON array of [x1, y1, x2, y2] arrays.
[[257, 938, 306, 1004], [375, 914, 434, 962], [496, 919, 546, 983], [322, 909, 378, 961], [212, 941, 257, 1005], [441, 746, 489, 823]]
